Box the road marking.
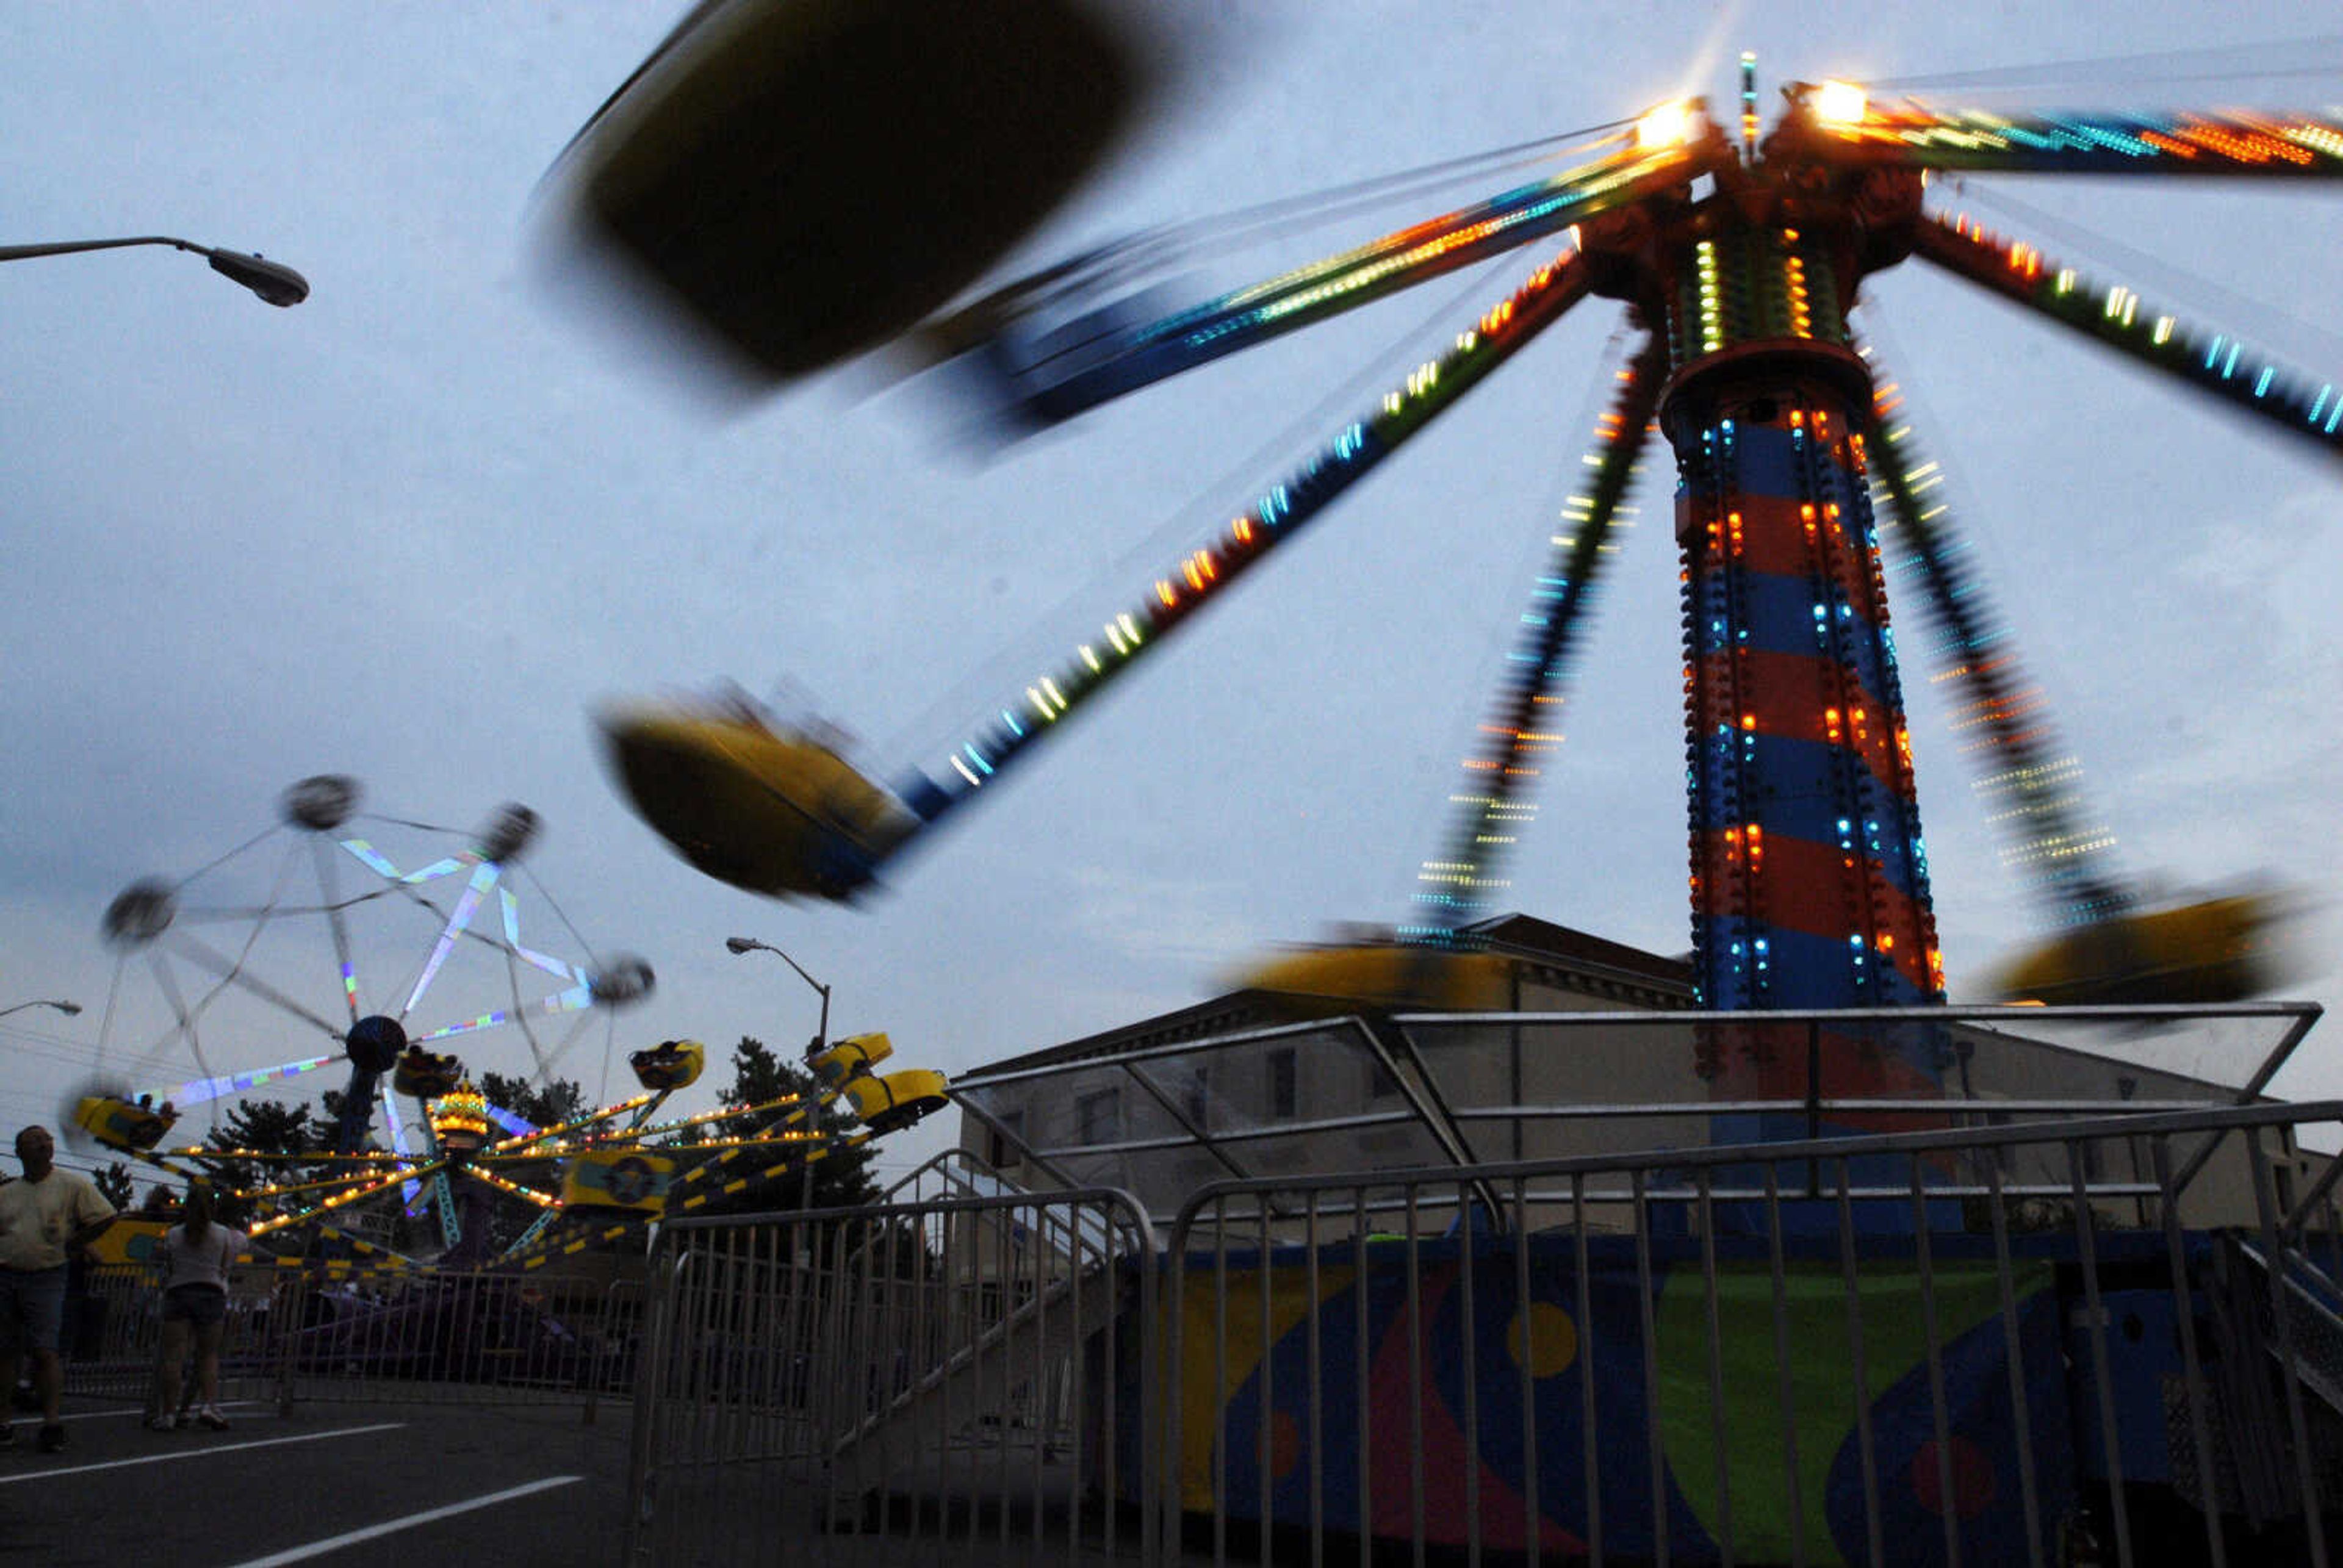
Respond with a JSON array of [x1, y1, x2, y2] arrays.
[[223, 1475, 585, 1567], [0, 1422, 406, 1483]]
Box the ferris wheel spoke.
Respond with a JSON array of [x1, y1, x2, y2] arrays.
[[498, 886, 591, 984], [398, 861, 500, 1020], [1909, 213, 2343, 459], [519, 1008, 600, 1084], [1413, 336, 1666, 937], [1770, 88, 2343, 180], [898, 247, 1609, 835], [947, 130, 1722, 433], [1860, 361, 2134, 932], [312, 832, 362, 1024], [143, 951, 220, 1095], [151, 1051, 342, 1109], [482, 1098, 542, 1140], [159, 931, 350, 1040], [381, 1089, 426, 1210], [339, 835, 474, 885]]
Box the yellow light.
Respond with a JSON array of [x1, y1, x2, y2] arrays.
[[1636, 101, 1694, 149], [1813, 81, 1869, 128]]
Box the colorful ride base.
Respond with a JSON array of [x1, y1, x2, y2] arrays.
[[1104, 1229, 2237, 1566]]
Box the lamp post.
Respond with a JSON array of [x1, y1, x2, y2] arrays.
[[724, 937, 831, 1053], [0, 236, 309, 306], [725, 937, 835, 1213], [0, 999, 81, 1022]]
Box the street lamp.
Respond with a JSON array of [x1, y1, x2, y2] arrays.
[[0, 999, 82, 1021], [0, 236, 309, 306], [724, 936, 830, 1052]]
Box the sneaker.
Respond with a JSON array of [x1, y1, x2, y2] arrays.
[[143, 1415, 174, 1433], [36, 1425, 65, 1454], [196, 1406, 229, 1432]]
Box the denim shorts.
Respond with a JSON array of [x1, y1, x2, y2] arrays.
[[162, 1283, 228, 1327], [0, 1265, 69, 1354]]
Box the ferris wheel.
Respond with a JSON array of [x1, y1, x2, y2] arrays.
[[551, 5, 2335, 1105], [73, 775, 655, 1251], [72, 772, 953, 1267]]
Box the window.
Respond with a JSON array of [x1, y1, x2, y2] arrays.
[[1270, 1048, 1298, 1120], [986, 1109, 1024, 1170], [1077, 1088, 1120, 1146], [1182, 1065, 1211, 1128]]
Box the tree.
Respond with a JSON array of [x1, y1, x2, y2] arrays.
[[478, 1072, 590, 1134], [92, 1162, 134, 1211], [696, 1035, 880, 1215], [204, 1097, 328, 1228]]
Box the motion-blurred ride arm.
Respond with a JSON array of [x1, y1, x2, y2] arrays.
[[937, 117, 1729, 431], [1906, 214, 2343, 461]]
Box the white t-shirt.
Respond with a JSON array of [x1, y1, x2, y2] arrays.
[[0, 1170, 115, 1272], [160, 1222, 248, 1292]]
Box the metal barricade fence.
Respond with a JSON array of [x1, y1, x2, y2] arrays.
[[65, 1264, 298, 1413], [65, 1264, 642, 1417], [1159, 1098, 2343, 1568], [270, 1267, 643, 1412], [625, 1186, 1159, 1568], [620, 1101, 2343, 1567]]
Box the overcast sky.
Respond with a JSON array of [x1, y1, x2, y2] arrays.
[[4, 3, 2339, 1183]]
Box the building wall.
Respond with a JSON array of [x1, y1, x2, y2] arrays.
[[953, 939, 2314, 1234]]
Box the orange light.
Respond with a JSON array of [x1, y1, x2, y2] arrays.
[[1812, 81, 1869, 128]]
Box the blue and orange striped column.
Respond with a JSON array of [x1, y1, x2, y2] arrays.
[[1667, 369, 1948, 1136], [1640, 218, 1948, 1146], [1675, 389, 1942, 1016]]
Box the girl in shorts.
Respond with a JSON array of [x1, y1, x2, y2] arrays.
[[147, 1182, 247, 1431]]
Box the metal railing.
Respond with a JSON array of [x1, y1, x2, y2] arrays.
[[621, 1098, 2343, 1568], [63, 1263, 644, 1419], [268, 1268, 643, 1412], [624, 1185, 1159, 1567], [63, 1265, 300, 1414], [1156, 1098, 2343, 1568]]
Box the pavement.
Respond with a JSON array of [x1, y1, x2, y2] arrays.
[[0, 1394, 634, 1567]]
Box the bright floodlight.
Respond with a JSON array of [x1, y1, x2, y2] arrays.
[[1813, 81, 1870, 127], [1635, 101, 1695, 151]]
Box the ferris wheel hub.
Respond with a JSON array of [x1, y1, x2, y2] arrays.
[[101, 879, 178, 949], [344, 1014, 407, 1075], [282, 774, 361, 832]]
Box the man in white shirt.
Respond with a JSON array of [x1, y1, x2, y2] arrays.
[[0, 1125, 117, 1453]]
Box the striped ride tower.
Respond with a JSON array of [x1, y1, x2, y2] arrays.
[[1641, 216, 1948, 1149]]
